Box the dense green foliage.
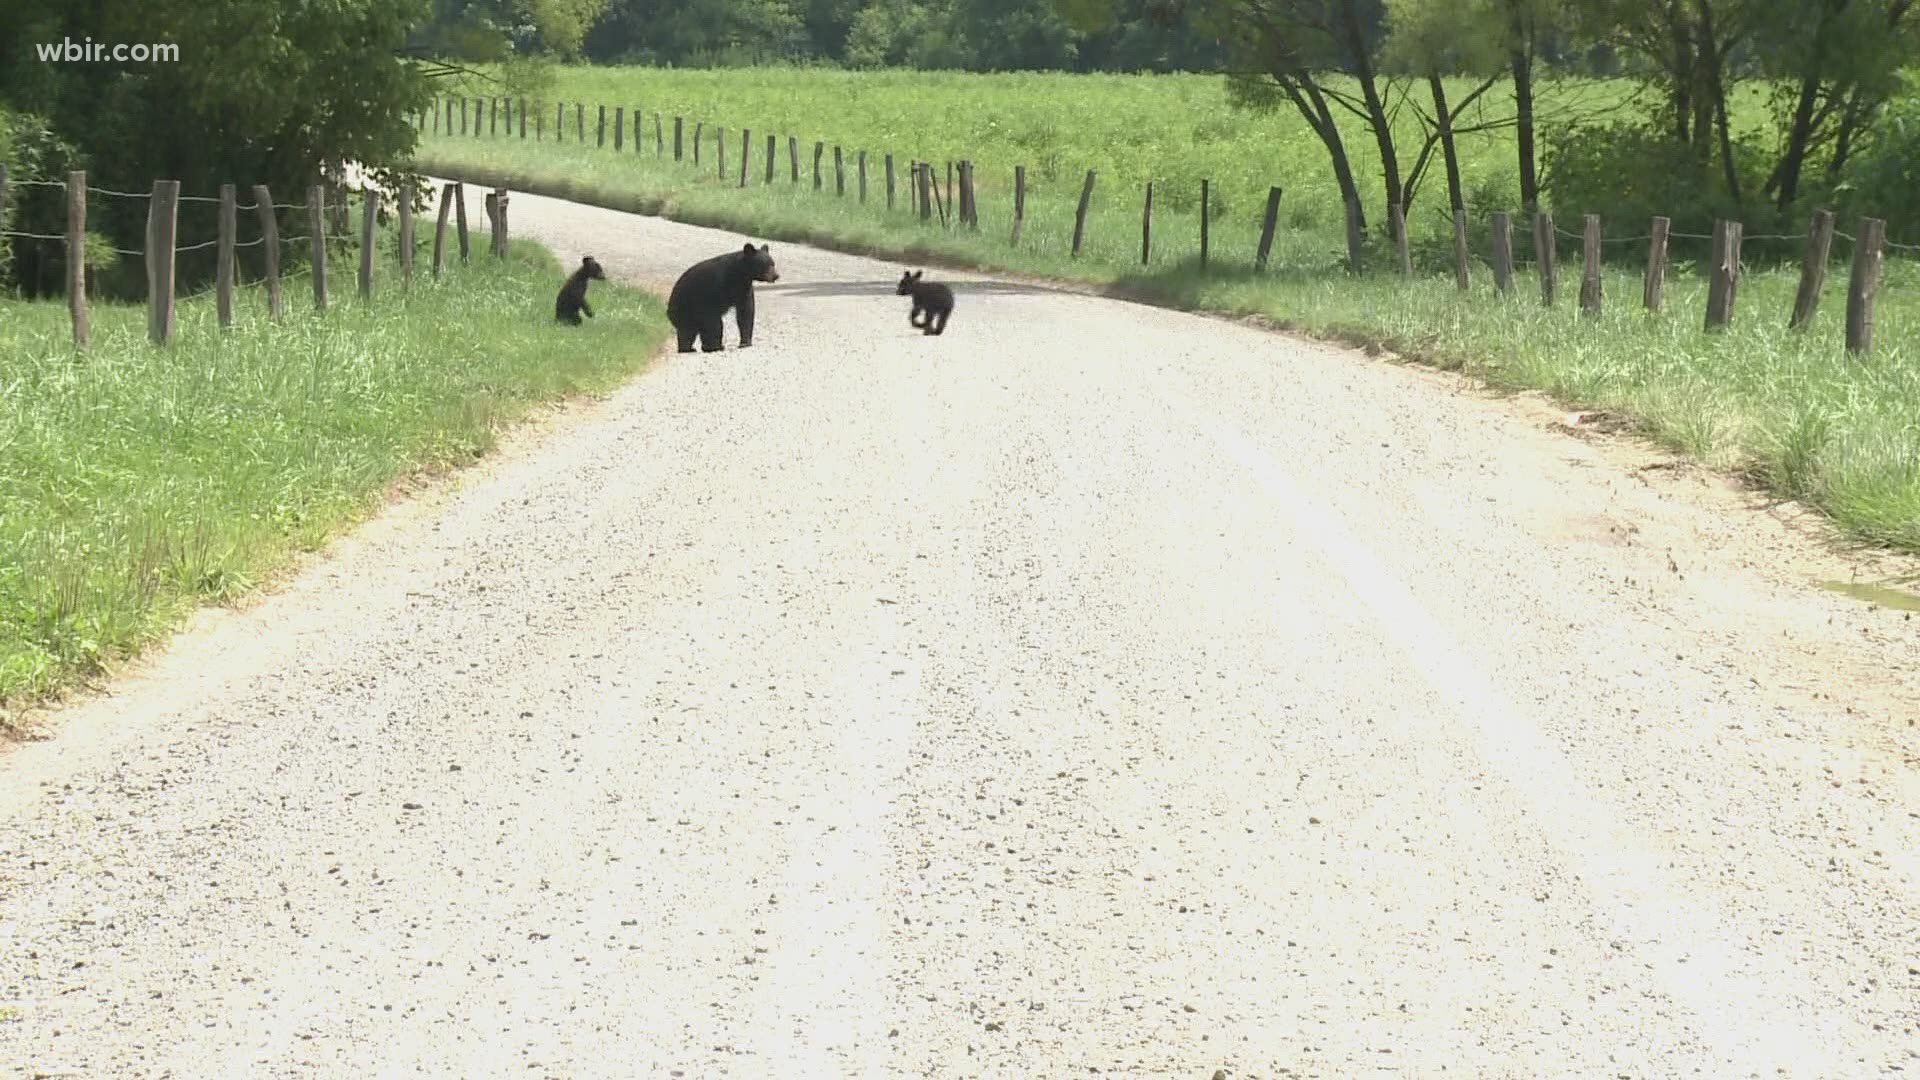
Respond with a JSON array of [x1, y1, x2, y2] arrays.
[[0, 239, 668, 707]]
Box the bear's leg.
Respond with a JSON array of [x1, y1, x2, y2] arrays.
[[735, 291, 754, 348], [910, 304, 925, 327], [674, 319, 698, 353], [931, 309, 948, 335], [699, 317, 724, 352], [580, 297, 594, 319]]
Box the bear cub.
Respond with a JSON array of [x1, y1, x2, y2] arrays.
[[554, 255, 607, 325], [666, 242, 781, 353], [897, 270, 953, 336]]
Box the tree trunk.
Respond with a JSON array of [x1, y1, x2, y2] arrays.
[[1342, 0, 1402, 236], [1279, 75, 1369, 231], [1428, 73, 1464, 211], [1506, 1, 1540, 213], [1692, 0, 1743, 206]]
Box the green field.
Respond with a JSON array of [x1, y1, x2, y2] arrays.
[[414, 65, 1920, 556], [0, 239, 668, 711]]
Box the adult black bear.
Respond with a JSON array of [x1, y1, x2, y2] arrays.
[[666, 243, 781, 353], [554, 255, 606, 325], [896, 270, 953, 335]]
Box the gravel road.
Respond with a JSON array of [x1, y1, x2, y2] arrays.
[[3, 184, 1919, 1078]]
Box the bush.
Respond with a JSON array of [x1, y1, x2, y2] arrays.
[[1542, 119, 1788, 252], [1833, 79, 1920, 246]]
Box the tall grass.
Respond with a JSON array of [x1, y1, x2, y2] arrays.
[[415, 66, 1919, 555], [0, 240, 667, 708]]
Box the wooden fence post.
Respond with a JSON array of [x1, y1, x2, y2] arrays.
[[359, 188, 379, 300], [886, 154, 897, 210], [490, 97, 497, 137], [67, 171, 88, 349], [432, 183, 451, 278], [1490, 212, 1513, 293], [834, 145, 845, 195], [557, 102, 565, 142], [656, 114, 664, 155], [1789, 208, 1835, 330], [453, 182, 470, 264], [1643, 216, 1669, 312], [308, 184, 328, 312], [814, 142, 824, 190], [398, 178, 414, 290], [615, 106, 624, 151], [931, 164, 949, 226], [765, 134, 776, 183], [217, 183, 236, 329], [253, 184, 282, 319], [597, 104, 606, 148], [432, 99, 440, 134], [495, 191, 509, 257], [1071, 169, 1096, 257], [789, 136, 799, 182], [859, 151, 868, 204], [1845, 217, 1885, 355], [917, 163, 933, 223], [1703, 219, 1742, 330], [694, 122, 703, 165], [575, 103, 584, 143], [1579, 213, 1602, 315], [1199, 178, 1209, 269], [1011, 165, 1025, 245], [147, 179, 180, 343], [741, 129, 750, 187], [961, 160, 975, 227], [1452, 208, 1472, 290], [521, 98, 528, 139], [1533, 211, 1555, 306], [445, 98, 454, 135], [673, 116, 683, 159], [1390, 203, 1412, 276], [1256, 185, 1282, 270], [460, 98, 468, 136], [1141, 180, 1153, 264], [1343, 199, 1363, 274], [717, 126, 726, 179], [484, 190, 499, 260], [474, 98, 483, 139]]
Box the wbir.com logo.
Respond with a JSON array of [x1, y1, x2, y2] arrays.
[[35, 37, 180, 63]]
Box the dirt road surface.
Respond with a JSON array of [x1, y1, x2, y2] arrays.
[[3, 185, 1918, 1077]]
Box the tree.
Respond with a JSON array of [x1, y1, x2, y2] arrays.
[[1381, 0, 1512, 213]]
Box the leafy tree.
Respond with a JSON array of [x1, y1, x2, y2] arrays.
[[1381, 0, 1511, 213], [583, 0, 808, 63]]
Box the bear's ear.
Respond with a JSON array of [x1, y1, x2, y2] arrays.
[[582, 255, 595, 265], [742, 242, 757, 254], [759, 243, 770, 253]]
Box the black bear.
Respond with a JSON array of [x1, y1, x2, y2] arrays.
[[554, 255, 607, 325], [665, 243, 781, 353], [896, 270, 953, 336]]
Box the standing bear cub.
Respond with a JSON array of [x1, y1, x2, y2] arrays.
[[666, 243, 781, 353], [896, 270, 953, 335], [554, 255, 607, 325]]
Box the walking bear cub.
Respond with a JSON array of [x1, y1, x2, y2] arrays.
[[666, 243, 781, 352], [554, 255, 606, 325], [896, 270, 953, 335]]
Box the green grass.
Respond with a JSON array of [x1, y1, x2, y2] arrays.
[[0, 238, 668, 712], [416, 65, 1920, 556]]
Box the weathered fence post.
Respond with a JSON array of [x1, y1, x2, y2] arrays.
[[1199, 178, 1209, 269], [834, 146, 844, 196], [814, 142, 824, 190], [253, 184, 282, 319], [445, 98, 454, 135], [615, 106, 624, 151], [453, 182, 470, 264], [1845, 217, 1885, 356], [398, 178, 415, 290], [1789, 208, 1835, 330], [217, 183, 236, 329], [673, 117, 683, 160], [521, 98, 528, 139], [1071, 169, 1096, 257], [1579, 213, 1602, 315], [1533, 211, 1555, 306], [575, 102, 584, 142], [147, 179, 180, 343], [960, 160, 975, 227], [917, 163, 933, 223], [789, 136, 799, 182], [1643, 216, 1669, 312], [1490, 212, 1514, 294], [717, 126, 726, 179], [1011, 165, 1025, 245], [886, 154, 897, 210], [694, 122, 704, 165], [1452, 208, 1472, 290], [484, 189, 499, 260], [1141, 181, 1153, 264], [308, 184, 328, 312], [741, 129, 750, 187], [494, 190, 509, 257], [765, 134, 776, 183], [945, 162, 954, 225], [66, 171, 88, 348], [557, 102, 565, 142], [597, 104, 606, 148], [432, 183, 452, 278], [931, 164, 949, 226], [460, 98, 468, 136], [1256, 186, 1281, 270], [1704, 218, 1742, 330], [1390, 203, 1412, 276], [474, 98, 483, 139], [358, 188, 379, 300], [1343, 199, 1363, 274], [655, 114, 664, 155], [859, 151, 868, 204], [490, 97, 498, 137]]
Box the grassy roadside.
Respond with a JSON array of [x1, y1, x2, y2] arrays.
[[1, 239, 668, 714], [417, 131, 1920, 556]]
